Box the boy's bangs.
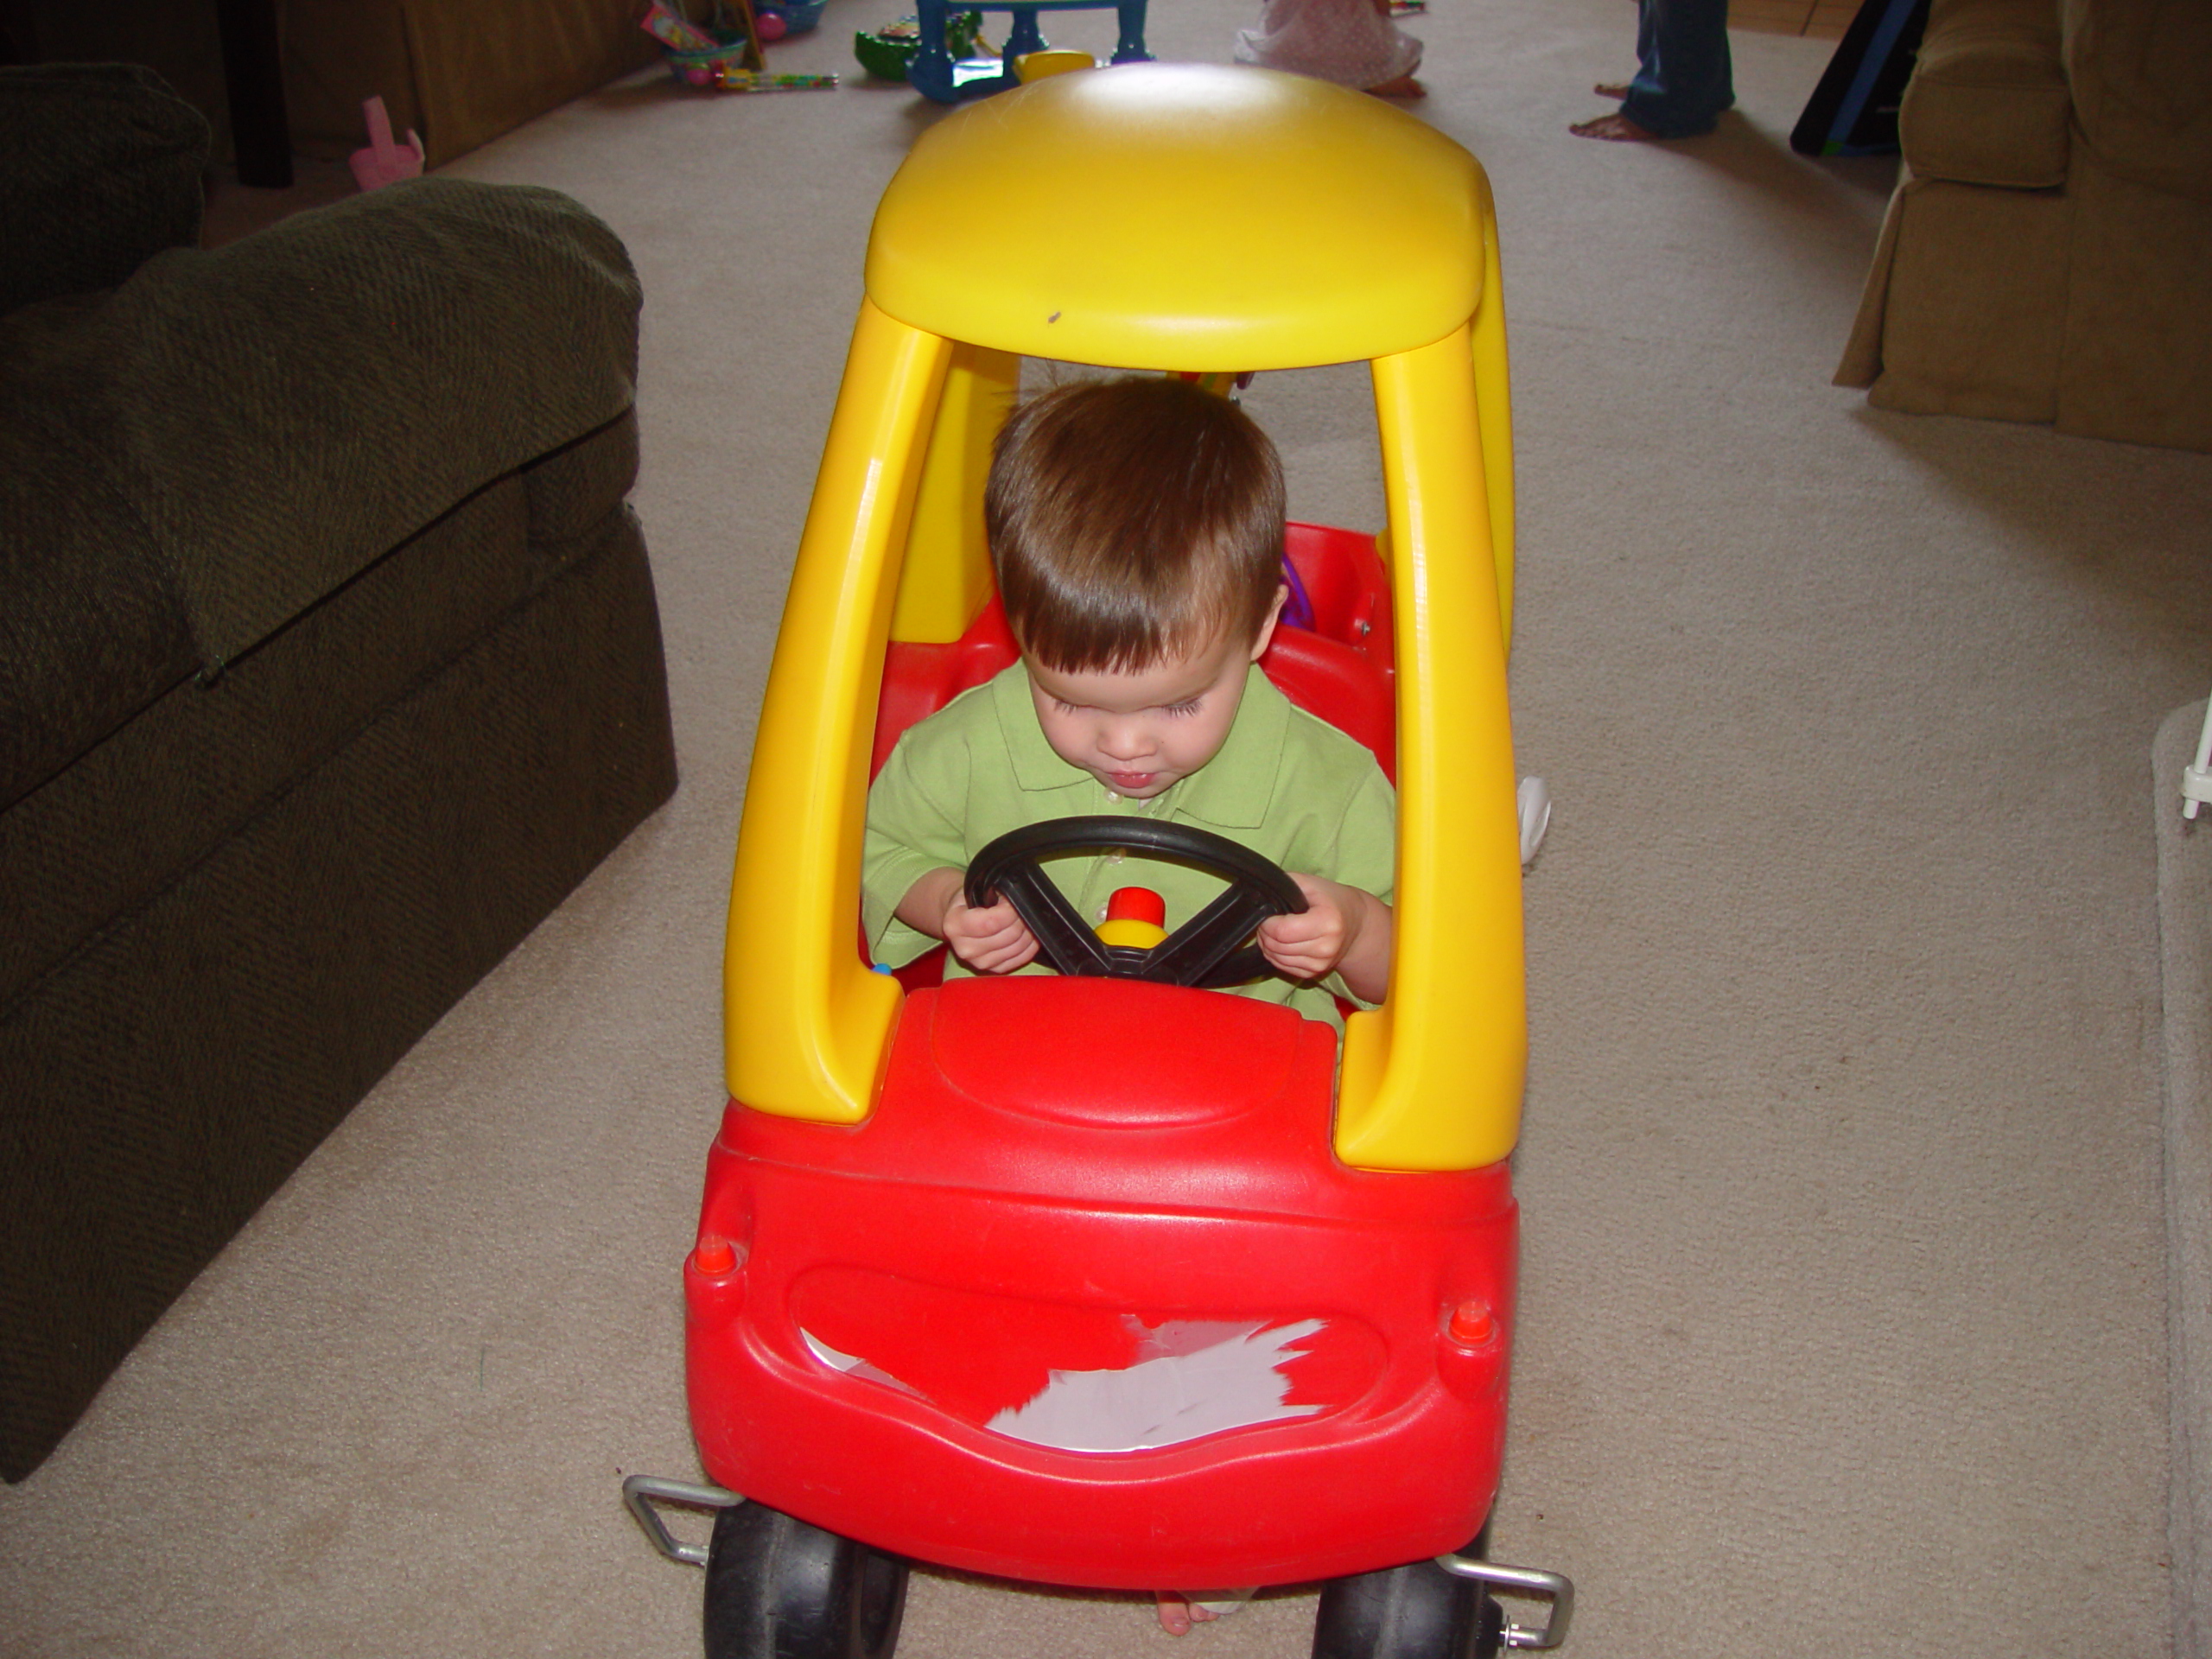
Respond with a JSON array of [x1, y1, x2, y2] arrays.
[[1007, 529, 1255, 675], [987, 376, 1287, 671]]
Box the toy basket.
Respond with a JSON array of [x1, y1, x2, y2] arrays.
[[663, 29, 759, 84], [758, 0, 830, 35]]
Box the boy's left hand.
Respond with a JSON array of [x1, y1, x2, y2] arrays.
[[1257, 873, 1368, 983], [1259, 875, 1393, 1003]]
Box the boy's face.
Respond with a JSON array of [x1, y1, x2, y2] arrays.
[[1024, 589, 1286, 801]]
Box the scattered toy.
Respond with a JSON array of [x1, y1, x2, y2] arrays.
[[715, 68, 841, 91], [855, 12, 990, 83], [349, 96, 423, 192]]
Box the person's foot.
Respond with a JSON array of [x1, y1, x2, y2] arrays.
[[1367, 73, 1425, 98], [1156, 1589, 1258, 1634], [1156, 1592, 1219, 1636], [1570, 111, 1656, 141], [1594, 80, 1630, 98]]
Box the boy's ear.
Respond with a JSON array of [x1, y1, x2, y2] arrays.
[[1249, 583, 1291, 662]]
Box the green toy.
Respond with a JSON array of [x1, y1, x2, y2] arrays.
[[854, 12, 989, 82]]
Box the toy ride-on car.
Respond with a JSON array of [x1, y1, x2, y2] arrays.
[[624, 61, 1573, 1659]]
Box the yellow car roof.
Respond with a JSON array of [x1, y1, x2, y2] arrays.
[[866, 63, 1489, 370]]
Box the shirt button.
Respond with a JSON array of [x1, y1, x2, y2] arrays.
[[1096, 906, 1109, 922], [1109, 850, 1123, 864], [1104, 790, 1121, 803]]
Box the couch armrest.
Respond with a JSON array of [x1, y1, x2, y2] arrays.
[[0, 178, 643, 809], [19, 177, 643, 674], [1900, 0, 2070, 188]]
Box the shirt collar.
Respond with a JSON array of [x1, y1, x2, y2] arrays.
[[990, 662, 1287, 830]]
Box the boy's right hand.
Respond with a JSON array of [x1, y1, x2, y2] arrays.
[[896, 866, 1040, 975], [940, 891, 1040, 975]]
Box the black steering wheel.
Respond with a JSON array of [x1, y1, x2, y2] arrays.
[[963, 816, 1307, 988]]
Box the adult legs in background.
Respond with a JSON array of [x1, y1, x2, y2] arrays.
[[1625, 0, 1732, 133], [1573, 0, 1732, 140]]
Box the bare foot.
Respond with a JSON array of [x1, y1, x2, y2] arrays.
[[1570, 111, 1656, 141], [1367, 73, 1426, 98], [1159, 1588, 1256, 1632], [1156, 1592, 1222, 1636], [1594, 81, 1630, 98]]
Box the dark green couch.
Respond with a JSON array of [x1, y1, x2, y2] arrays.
[[0, 66, 677, 1481]]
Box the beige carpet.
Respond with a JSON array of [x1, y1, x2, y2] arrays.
[[2159, 702, 2212, 1659], [8, 3, 2211, 1655]]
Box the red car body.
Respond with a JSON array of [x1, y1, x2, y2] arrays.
[[683, 525, 1519, 1592]]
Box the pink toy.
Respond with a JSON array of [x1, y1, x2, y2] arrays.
[[640, 0, 721, 49], [349, 97, 423, 193]]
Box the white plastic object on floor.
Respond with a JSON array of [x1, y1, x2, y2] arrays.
[[2184, 698, 2212, 821], [1518, 777, 1551, 867]]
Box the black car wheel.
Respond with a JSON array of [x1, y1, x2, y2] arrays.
[[1311, 1531, 1503, 1659], [702, 1502, 909, 1659]]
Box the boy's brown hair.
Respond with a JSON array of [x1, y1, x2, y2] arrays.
[[984, 376, 1286, 672]]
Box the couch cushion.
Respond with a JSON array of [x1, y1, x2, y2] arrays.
[[1902, 0, 2071, 188], [2064, 0, 2212, 205], [0, 457, 646, 1011], [0, 64, 208, 316], [0, 300, 200, 811], [0, 508, 675, 1482]]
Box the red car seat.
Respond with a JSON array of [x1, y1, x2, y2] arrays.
[[871, 523, 1396, 781]]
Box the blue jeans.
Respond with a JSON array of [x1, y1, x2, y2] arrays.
[[1621, 0, 1732, 137]]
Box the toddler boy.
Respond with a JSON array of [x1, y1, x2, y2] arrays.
[[861, 375, 1395, 1024]]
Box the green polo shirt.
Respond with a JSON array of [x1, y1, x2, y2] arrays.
[[862, 664, 1395, 1027]]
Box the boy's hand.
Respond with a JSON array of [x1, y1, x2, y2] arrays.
[[1257, 874, 1358, 981], [896, 866, 1039, 975], [941, 891, 1040, 975], [1257, 874, 1393, 1004]]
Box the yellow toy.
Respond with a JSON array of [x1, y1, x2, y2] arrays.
[[624, 60, 1573, 1659], [729, 61, 1521, 1172], [1012, 46, 1097, 79]]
